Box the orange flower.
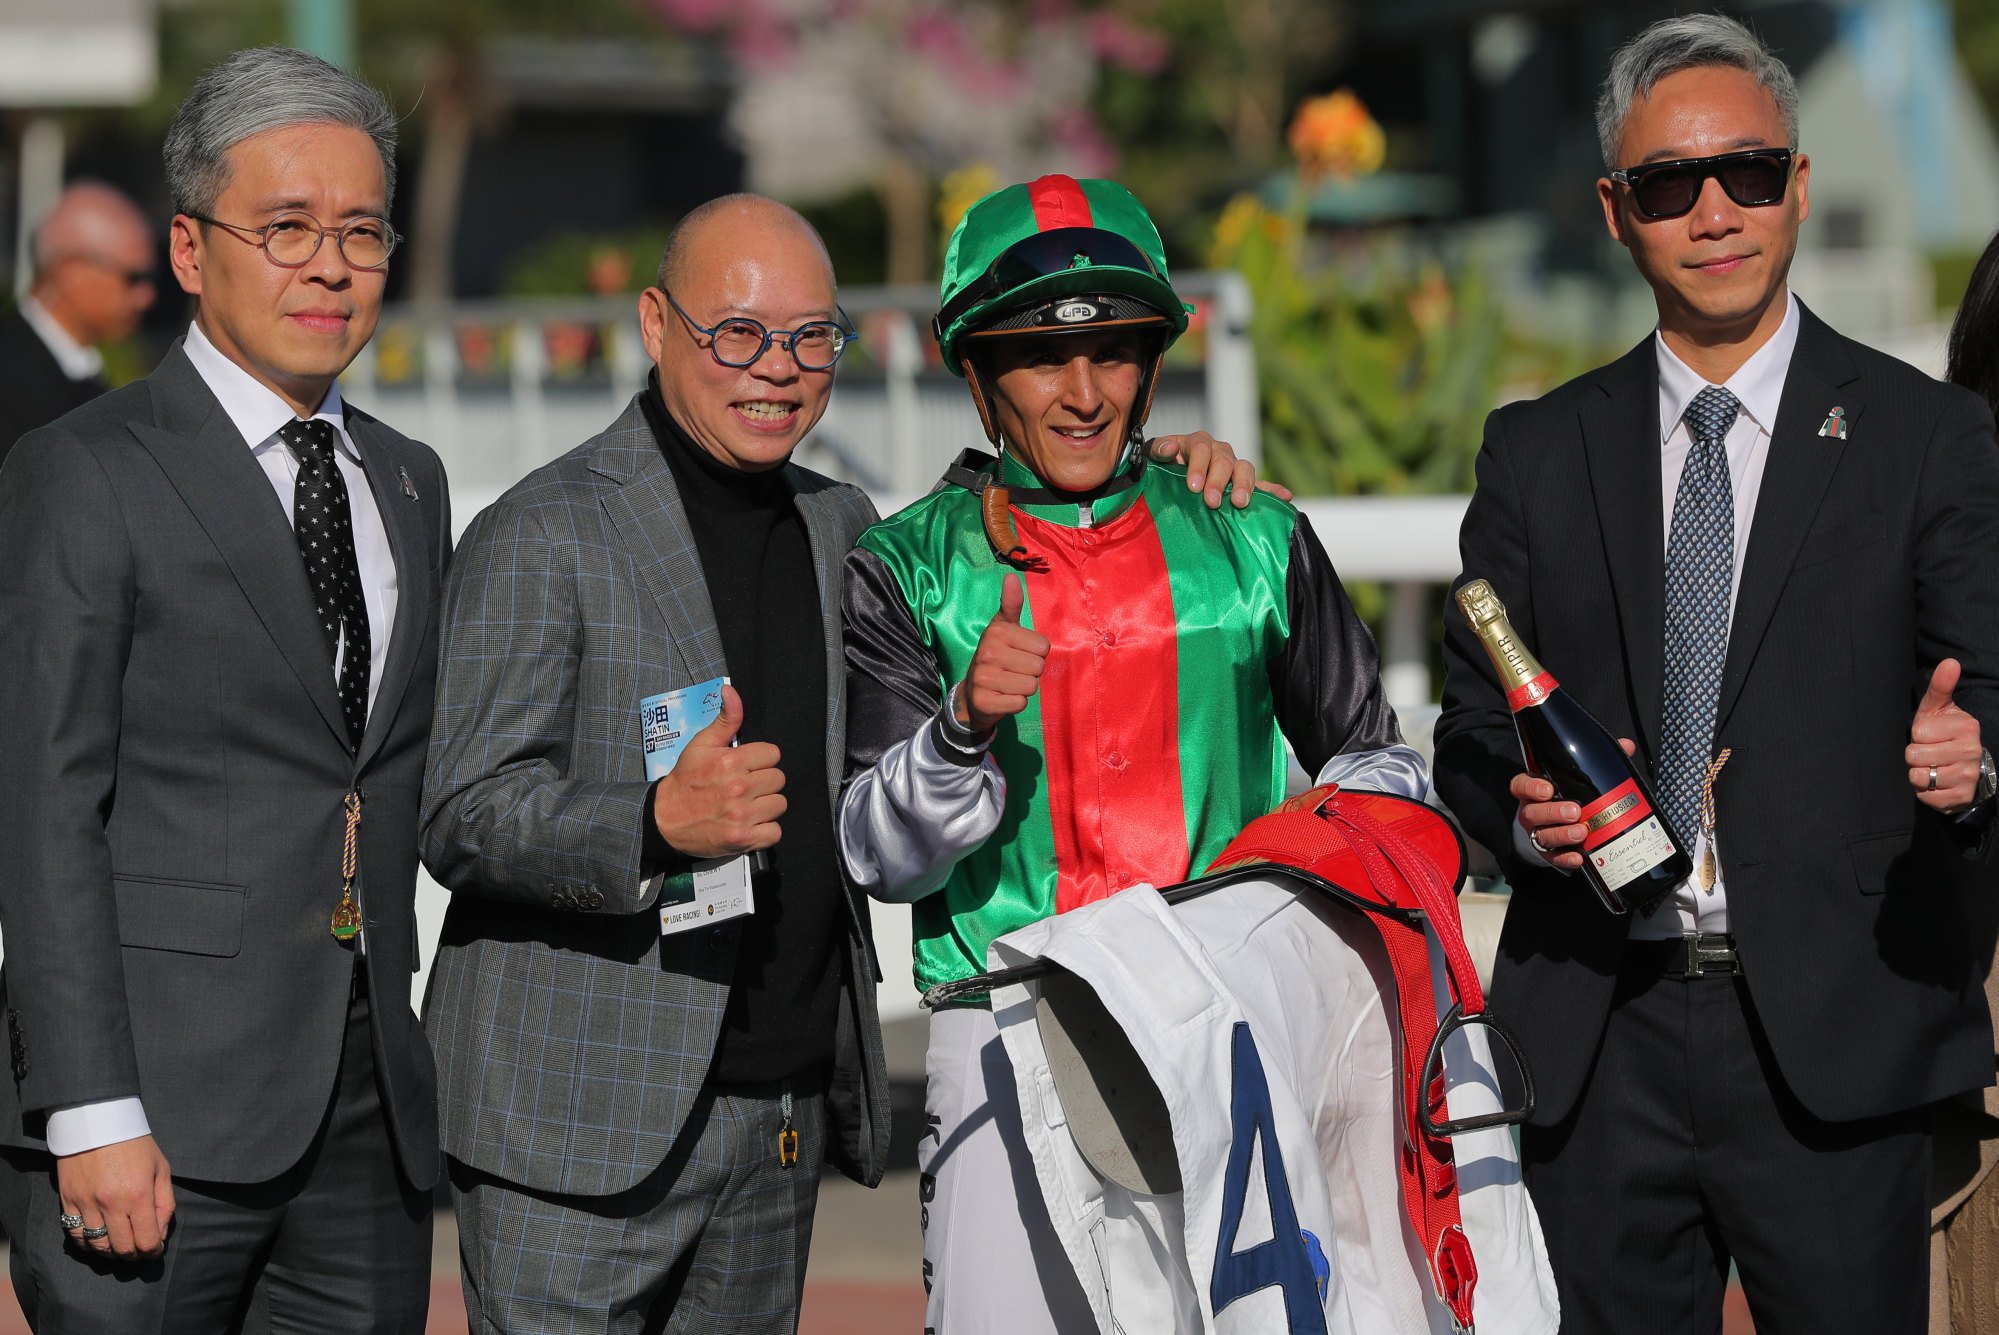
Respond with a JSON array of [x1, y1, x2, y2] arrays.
[[1289, 89, 1385, 184]]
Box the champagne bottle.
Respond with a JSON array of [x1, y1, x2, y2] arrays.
[[1456, 578, 1690, 914]]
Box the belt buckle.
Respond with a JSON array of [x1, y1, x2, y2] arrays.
[[1681, 933, 1739, 978]]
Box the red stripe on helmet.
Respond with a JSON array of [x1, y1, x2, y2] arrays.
[[1028, 175, 1094, 232]]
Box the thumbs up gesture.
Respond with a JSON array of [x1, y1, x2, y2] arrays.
[[651, 684, 787, 857], [956, 574, 1051, 734], [1907, 658, 1984, 814]]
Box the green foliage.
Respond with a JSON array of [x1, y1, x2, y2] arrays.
[[1956, 0, 1999, 130], [499, 225, 670, 297], [1215, 196, 1505, 497], [1933, 246, 1988, 315]]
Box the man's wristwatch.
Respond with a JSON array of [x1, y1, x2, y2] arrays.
[[1978, 748, 1996, 806]]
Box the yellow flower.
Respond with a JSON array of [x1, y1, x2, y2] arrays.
[[938, 163, 1001, 241], [1288, 89, 1385, 184], [1209, 193, 1272, 267]]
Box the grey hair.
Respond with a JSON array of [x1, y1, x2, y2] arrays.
[[1595, 13, 1799, 171], [164, 46, 398, 218]]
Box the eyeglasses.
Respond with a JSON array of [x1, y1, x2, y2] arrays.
[[188, 210, 399, 271], [1610, 147, 1795, 221], [933, 226, 1161, 341], [660, 289, 854, 371]]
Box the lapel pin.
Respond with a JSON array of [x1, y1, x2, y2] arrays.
[[399, 466, 419, 500], [1817, 406, 1849, 440]]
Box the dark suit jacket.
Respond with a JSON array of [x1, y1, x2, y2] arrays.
[[0, 307, 107, 464], [420, 394, 892, 1198], [0, 341, 450, 1187], [1435, 302, 1999, 1127]]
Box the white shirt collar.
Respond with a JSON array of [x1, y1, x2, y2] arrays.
[[182, 319, 353, 457], [19, 296, 105, 381], [1655, 290, 1801, 443]]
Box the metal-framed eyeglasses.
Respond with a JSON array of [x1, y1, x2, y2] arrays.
[[661, 288, 856, 371], [187, 210, 400, 271]]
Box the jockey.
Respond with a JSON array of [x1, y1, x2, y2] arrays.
[[835, 173, 1427, 1333]]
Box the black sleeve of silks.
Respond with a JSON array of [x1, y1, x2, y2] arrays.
[[1269, 510, 1404, 779], [843, 546, 945, 783]]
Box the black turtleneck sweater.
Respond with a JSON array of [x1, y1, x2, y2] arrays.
[[639, 381, 843, 1088]]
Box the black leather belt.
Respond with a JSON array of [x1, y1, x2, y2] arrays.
[[1626, 932, 1741, 979]]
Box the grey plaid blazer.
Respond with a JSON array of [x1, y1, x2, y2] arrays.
[[420, 394, 890, 1197]]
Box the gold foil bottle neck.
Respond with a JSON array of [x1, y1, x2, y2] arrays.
[[1456, 578, 1504, 626], [1457, 577, 1550, 697]]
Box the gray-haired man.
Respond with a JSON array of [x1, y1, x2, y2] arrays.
[[1435, 13, 1999, 1333], [0, 46, 448, 1330]]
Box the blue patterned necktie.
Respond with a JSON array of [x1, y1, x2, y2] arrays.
[[1658, 384, 1740, 861]]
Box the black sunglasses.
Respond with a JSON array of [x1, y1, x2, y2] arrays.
[[933, 226, 1160, 344], [1610, 147, 1795, 221]]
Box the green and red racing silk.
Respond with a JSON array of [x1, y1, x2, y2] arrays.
[[838, 454, 1420, 993]]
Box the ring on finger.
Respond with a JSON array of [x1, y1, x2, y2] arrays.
[[1528, 828, 1553, 855], [1929, 766, 1940, 792], [57, 1211, 83, 1231], [80, 1225, 109, 1241]]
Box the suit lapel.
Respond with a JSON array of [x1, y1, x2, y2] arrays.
[[351, 416, 433, 769], [1714, 308, 1858, 731], [130, 349, 349, 748], [1580, 341, 1668, 759], [593, 399, 727, 684]]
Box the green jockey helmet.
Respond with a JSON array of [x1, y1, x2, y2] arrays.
[[934, 174, 1191, 449]]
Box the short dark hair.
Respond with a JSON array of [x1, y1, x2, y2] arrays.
[[1947, 228, 1999, 421]]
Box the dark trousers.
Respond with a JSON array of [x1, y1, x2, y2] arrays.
[[451, 1081, 828, 1335], [0, 988, 432, 1334], [1523, 945, 1929, 1335]]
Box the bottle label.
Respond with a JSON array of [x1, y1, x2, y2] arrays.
[[1588, 815, 1678, 891], [1577, 779, 1678, 890], [1505, 672, 1557, 711], [1577, 779, 1653, 851]]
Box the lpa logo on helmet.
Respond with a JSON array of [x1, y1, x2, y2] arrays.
[[1054, 301, 1099, 324]]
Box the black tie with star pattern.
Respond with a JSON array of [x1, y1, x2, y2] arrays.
[[281, 418, 371, 752]]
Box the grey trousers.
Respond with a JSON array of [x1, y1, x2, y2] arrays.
[[0, 991, 432, 1334], [451, 1081, 828, 1335]]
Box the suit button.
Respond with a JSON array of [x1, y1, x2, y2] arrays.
[[582, 890, 604, 911], [708, 927, 730, 953]]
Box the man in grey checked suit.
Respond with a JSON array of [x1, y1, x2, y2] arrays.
[[0, 48, 447, 1331], [421, 196, 893, 1333]]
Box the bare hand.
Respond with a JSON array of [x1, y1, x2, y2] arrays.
[[1146, 431, 1293, 509], [57, 1134, 173, 1260], [1907, 658, 1983, 814], [956, 575, 1050, 733], [1513, 738, 1638, 871], [651, 684, 785, 857]]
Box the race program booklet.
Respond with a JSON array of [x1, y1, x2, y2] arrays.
[[641, 677, 754, 935]]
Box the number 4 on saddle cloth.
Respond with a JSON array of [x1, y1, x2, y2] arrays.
[[926, 787, 1560, 1335]]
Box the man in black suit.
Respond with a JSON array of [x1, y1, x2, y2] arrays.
[[0, 47, 446, 1331], [1435, 14, 1999, 1333], [0, 181, 156, 459]]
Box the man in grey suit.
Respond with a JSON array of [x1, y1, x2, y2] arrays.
[[0, 48, 448, 1331], [421, 195, 889, 1333]]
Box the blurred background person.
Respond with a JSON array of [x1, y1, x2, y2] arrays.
[[0, 182, 156, 459], [1933, 221, 1999, 1335]]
